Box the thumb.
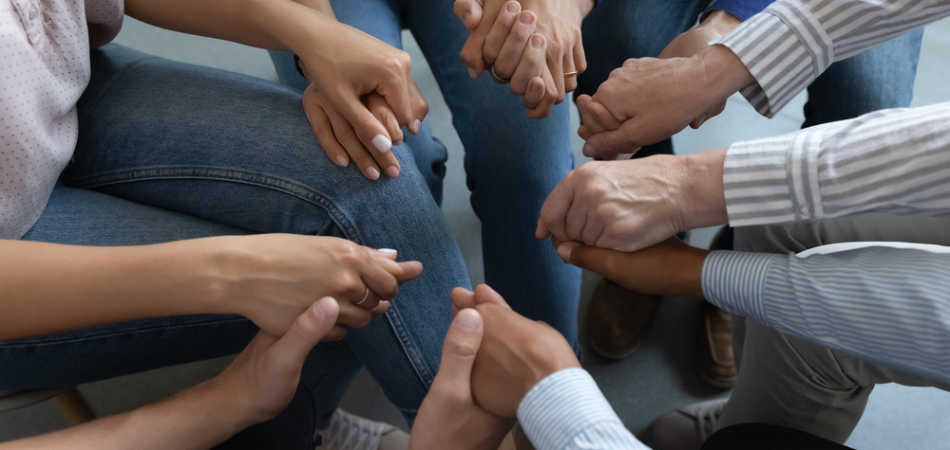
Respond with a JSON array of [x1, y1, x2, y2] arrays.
[[433, 308, 483, 388], [454, 0, 484, 30], [269, 297, 340, 364], [557, 241, 618, 281]]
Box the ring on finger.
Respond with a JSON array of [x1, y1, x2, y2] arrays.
[[356, 288, 370, 306], [490, 64, 511, 84], [564, 71, 578, 78]]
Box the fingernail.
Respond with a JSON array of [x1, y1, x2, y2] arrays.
[[411, 119, 422, 134], [532, 36, 543, 48], [335, 155, 348, 167], [372, 134, 392, 153], [454, 308, 481, 332], [367, 167, 380, 180], [582, 143, 594, 156], [463, 11, 471, 23], [313, 297, 337, 320], [506, 1, 519, 13], [557, 243, 573, 262], [520, 12, 533, 24], [377, 248, 398, 254], [468, 67, 478, 79], [385, 165, 400, 178]]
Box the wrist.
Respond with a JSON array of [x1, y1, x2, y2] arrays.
[[572, 0, 595, 18], [693, 44, 755, 107], [698, 10, 742, 36], [681, 148, 729, 230]]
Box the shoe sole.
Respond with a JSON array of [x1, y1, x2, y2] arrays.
[[700, 370, 737, 389]]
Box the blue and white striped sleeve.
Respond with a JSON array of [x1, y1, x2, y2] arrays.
[[517, 368, 649, 450], [702, 246, 950, 385]]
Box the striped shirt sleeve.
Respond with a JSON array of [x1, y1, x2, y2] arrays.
[[713, 0, 950, 117], [517, 368, 649, 450], [723, 102, 950, 227], [702, 245, 950, 385]]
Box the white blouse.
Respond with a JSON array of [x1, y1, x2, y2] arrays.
[[0, 0, 122, 239]]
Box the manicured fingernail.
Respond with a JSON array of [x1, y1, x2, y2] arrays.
[[367, 167, 380, 179], [385, 165, 400, 178], [372, 134, 392, 153], [313, 297, 337, 320], [335, 155, 348, 167], [468, 67, 478, 79], [454, 308, 481, 332], [411, 119, 422, 134], [506, 1, 519, 13], [377, 248, 398, 254], [520, 12, 533, 24], [582, 143, 595, 156], [557, 243, 573, 262], [532, 36, 543, 48]]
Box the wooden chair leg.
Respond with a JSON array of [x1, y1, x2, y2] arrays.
[[52, 387, 96, 426]]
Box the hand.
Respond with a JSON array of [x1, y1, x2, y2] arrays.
[[456, 0, 591, 118], [555, 238, 708, 299], [576, 43, 753, 159], [577, 11, 743, 150], [210, 297, 340, 426], [362, 92, 407, 179], [536, 149, 729, 253], [297, 20, 428, 179], [410, 308, 514, 450], [451, 285, 581, 418], [208, 235, 423, 341]]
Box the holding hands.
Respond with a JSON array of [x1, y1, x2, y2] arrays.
[[576, 11, 753, 159], [455, 0, 593, 118]]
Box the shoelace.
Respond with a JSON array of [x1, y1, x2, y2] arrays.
[[694, 402, 725, 440], [321, 409, 385, 450]]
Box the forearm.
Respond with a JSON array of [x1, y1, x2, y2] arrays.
[[0, 239, 227, 341], [124, 0, 337, 54], [0, 380, 252, 450], [715, 0, 950, 116], [702, 244, 950, 385], [722, 102, 950, 227]]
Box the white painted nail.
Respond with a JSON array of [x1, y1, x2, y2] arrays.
[[372, 134, 392, 153], [377, 248, 398, 254], [367, 167, 380, 180], [335, 155, 348, 167]]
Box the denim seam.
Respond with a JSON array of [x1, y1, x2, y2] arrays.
[[0, 316, 250, 348], [66, 166, 364, 244]]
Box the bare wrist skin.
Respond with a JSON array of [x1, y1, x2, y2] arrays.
[[693, 44, 756, 105], [682, 148, 729, 231], [698, 10, 742, 36]]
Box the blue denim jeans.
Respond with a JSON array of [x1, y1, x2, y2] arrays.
[[577, 0, 924, 154], [269, 0, 582, 352], [0, 45, 469, 427]]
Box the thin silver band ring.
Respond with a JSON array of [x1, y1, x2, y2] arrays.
[[490, 64, 511, 84], [355, 288, 370, 306]]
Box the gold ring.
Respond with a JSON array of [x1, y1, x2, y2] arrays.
[[564, 71, 578, 77], [356, 288, 370, 306], [490, 64, 511, 84]]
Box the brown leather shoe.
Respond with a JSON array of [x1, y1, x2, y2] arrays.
[[587, 277, 660, 360], [697, 301, 737, 388]]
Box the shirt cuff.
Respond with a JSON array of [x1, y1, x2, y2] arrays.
[[712, 0, 833, 117], [517, 368, 624, 450], [702, 250, 779, 326], [722, 126, 827, 226]]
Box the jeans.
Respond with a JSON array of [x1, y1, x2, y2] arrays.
[[577, 0, 924, 156], [0, 45, 469, 427], [269, 0, 582, 351]]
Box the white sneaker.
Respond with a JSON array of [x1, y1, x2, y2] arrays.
[[316, 409, 410, 450]]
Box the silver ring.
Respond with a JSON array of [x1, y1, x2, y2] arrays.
[[564, 71, 578, 78], [356, 288, 370, 306], [490, 64, 511, 84]]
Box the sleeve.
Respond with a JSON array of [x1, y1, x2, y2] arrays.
[[712, 0, 950, 116], [701, 0, 775, 22], [720, 102, 950, 227], [701, 245, 950, 385], [517, 368, 650, 450]]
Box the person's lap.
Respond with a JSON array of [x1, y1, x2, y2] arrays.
[[1, 44, 467, 425], [270, 0, 583, 350]]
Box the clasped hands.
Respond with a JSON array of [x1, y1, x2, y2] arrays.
[[454, 0, 592, 118]]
